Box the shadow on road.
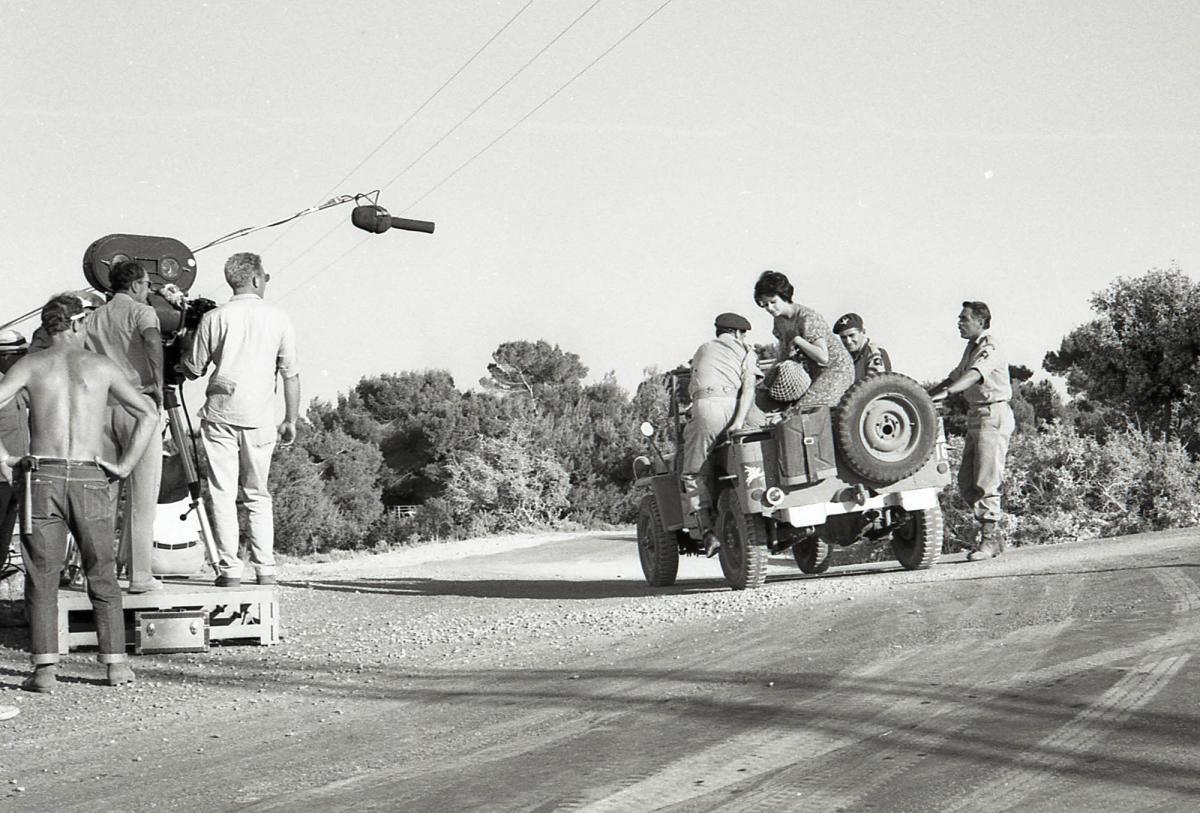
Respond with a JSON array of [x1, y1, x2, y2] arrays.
[[278, 577, 735, 600]]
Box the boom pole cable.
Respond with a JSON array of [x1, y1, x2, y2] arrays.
[[274, 0, 677, 302], [259, 0, 538, 257], [274, 0, 605, 279]]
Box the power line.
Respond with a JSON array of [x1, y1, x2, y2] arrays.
[[277, 0, 677, 301], [377, 0, 605, 197], [403, 0, 677, 213], [276, 0, 605, 279], [260, 0, 537, 257]]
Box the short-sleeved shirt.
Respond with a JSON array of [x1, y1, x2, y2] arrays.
[[948, 331, 1011, 405], [689, 333, 755, 398], [183, 294, 299, 428], [85, 292, 160, 390]]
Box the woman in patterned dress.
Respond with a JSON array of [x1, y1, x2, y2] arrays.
[[753, 270, 854, 410]]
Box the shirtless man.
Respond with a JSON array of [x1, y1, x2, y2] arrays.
[[0, 294, 157, 692]]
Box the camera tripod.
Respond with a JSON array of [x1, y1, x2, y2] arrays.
[[162, 384, 220, 577]]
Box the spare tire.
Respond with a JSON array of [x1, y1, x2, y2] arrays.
[[834, 372, 938, 484]]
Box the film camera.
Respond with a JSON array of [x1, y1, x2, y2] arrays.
[[82, 234, 217, 385]]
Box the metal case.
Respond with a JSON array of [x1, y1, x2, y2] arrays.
[[134, 610, 210, 654]]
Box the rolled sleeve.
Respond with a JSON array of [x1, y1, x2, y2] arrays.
[[183, 315, 212, 378], [275, 321, 299, 379]]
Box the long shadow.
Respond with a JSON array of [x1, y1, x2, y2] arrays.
[[278, 576, 734, 600]]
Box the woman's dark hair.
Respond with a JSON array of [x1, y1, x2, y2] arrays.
[[41, 293, 84, 335], [754, 270, 793, 304]]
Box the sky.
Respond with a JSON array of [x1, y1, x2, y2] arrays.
[[2, 0, 1197, 414]]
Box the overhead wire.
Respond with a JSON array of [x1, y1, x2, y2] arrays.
[[275, 0, 606, 284], [277, 0, 676, 302], [258, 0, 538, 257]]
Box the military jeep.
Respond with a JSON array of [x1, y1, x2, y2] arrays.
[[633, 370, 951, 590]]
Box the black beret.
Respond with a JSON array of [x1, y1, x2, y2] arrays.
[[833, 312, 864, 334], [714, 312, 752, 332]]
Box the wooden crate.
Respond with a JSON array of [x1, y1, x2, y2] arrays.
[[56, 581, 279, 655]]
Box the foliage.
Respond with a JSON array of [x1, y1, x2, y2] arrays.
[[438, 428, 571, 538], [481, 340, 587, 397], [939, 422, 1200, 550], [268, 443, 346, 555], [1044, 266, 1200, 443]]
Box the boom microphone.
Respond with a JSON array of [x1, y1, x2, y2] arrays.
[[351, 205, 436, 235]]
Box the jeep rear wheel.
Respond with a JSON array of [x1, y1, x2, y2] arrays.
[[637, 495, 679, 586], [891, 505, 943, 570], [835, 373, 938, 484], [716, 491, 768, 590], [793, 537, 831, 574]]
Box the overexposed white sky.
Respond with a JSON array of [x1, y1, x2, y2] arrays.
[[2, 0, 1196, 410]]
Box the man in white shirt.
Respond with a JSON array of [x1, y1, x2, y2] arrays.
[[183, 253, 300, 587]]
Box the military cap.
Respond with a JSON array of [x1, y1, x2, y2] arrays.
[[714, 312, 752, 332], [833, 312, 864, 334]]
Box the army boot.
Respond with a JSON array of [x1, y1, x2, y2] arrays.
[[697, 509, 720, 558], [968, 521, 1002, 561]]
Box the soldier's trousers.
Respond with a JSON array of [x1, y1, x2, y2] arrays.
[[680, 396, 763, 520], [959, 402, 1015, 523]]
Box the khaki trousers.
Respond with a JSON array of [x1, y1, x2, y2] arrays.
[[959, 402, 1015, 522], [108, 406, 164, 585], [201, 421, 278, 579]]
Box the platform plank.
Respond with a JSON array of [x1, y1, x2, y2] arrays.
[[56, 579, 279, 654]]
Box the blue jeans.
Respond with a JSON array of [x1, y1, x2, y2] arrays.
[[21, 459, 127, 664]]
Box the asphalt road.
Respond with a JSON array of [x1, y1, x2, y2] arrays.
[[3, 528, 1199, 811]]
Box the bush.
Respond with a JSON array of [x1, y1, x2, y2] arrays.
[[940, 422, 1200, 550]]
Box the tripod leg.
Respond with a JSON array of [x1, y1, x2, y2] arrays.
[[162, 390, 220, 577]]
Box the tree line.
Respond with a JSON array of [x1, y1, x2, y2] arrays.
[[268, 265, 1200, 555]]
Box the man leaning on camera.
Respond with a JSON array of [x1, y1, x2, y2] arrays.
[[85, 260, 165, 594], [182, 252, 300, 587]]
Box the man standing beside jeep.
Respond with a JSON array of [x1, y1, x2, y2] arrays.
[[681, 312, 763, 557], [928, 301, 1014, 561]]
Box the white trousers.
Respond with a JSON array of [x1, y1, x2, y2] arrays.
[[200, 421, 277, 578]]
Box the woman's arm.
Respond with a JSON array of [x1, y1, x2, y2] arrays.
[[792, 334, 829, 366]]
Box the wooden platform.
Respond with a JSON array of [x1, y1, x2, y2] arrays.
[[56, 579, 279, 655]]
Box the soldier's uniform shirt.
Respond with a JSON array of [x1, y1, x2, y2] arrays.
[[681, 334, 758, 518], [946, 331, 1011, 406], [851, 341, 892, 382], [947, 331, 1014, 523], [688, 333, 756, 400]]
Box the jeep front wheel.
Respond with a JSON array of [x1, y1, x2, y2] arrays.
[[637, 495, 679, 586], [891, 505, 943, 570], [716, 491, 769, 590]]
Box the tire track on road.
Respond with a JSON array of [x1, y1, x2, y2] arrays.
[[939, 653, 1191, 813], [1151, 567, 1200, 614]]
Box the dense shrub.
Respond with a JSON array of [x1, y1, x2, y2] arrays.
[[940, 422, 1200, 550]]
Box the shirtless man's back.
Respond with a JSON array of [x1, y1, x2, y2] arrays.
[[0, 294, 156, 692]]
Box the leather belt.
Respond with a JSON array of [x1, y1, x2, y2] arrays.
[[693, 386, 738, 399]]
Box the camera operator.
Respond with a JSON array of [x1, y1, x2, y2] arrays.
[[0, 330, 29, 579], [85, 261, 165, 593], [182, 252, 299, 587]]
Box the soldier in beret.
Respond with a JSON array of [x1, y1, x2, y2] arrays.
[[681, 312, 764, 557], [929, 301, 1014, 561], [833, 312, 892, 382]]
